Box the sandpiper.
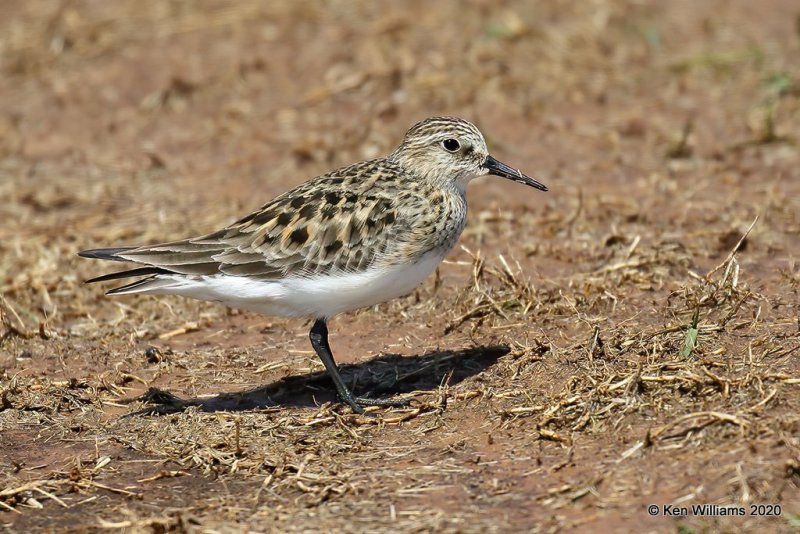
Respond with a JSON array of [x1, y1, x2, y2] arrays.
[[80, 116, 547, 413]]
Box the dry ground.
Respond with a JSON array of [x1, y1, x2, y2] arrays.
[[1, 1, 800, 532]]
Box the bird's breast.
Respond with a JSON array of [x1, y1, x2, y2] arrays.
[[428, 188, 468, 251]]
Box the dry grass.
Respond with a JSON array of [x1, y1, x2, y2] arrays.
[[2, 0, 800, 532]]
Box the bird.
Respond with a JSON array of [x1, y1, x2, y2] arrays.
[[79, 116, 548, 414]]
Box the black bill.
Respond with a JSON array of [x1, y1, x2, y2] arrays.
[[483, 155, 548, 192]]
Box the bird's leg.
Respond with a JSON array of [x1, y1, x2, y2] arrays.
[[309, 319, 363, 413], [308, 319, 409, 413]]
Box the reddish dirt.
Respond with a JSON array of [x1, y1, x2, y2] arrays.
[[1, 1, 800, 532]]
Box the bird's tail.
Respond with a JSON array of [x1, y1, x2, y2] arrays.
[[77, 247, 137, 262], [78, 247, 177, 295]]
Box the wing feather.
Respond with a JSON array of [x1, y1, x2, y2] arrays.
[[81, 159, 447, 282]]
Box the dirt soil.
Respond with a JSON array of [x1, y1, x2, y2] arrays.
[[1, 1, 800, 532]]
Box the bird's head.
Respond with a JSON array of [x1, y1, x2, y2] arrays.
[[389, 116, 547, 192]]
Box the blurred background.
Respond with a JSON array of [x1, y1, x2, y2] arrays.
[[2, 1, 797, 213], [1, 1, 799, 531]]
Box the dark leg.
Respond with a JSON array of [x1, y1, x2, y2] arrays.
[[308, 319, 409, 413]]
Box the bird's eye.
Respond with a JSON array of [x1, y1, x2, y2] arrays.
[[442, 139, 460, 152]]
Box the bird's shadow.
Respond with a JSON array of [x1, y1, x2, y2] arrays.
[[125, 344, 509, 416]]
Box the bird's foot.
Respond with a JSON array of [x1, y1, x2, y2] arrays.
[[339, 394, 411, 414], [353, 395, 411, 408]]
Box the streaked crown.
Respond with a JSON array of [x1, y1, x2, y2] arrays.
[[389, 116, 490, 187]]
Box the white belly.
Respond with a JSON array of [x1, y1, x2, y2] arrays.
[[150, 251, 447, 319]]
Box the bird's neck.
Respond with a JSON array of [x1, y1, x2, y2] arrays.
[[386, 153, 468, 194]]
